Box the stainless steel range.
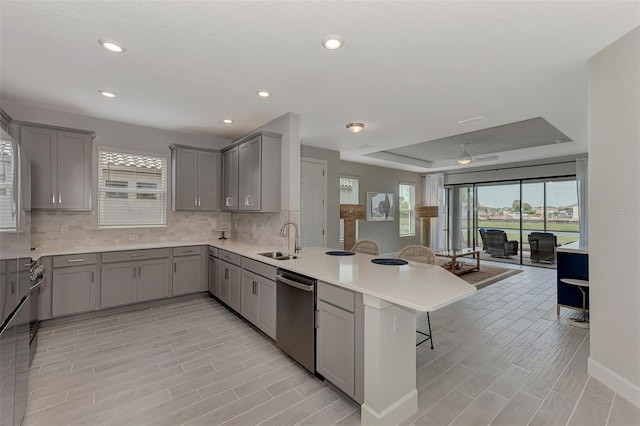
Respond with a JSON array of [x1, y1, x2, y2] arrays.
[[0, 128, 39, 426]]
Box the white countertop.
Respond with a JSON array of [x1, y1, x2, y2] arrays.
[[557, 240, 588, 255], [33, 240, 476, 312]]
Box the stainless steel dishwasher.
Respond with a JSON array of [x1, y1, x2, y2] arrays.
[[276, 269, 316, 373]]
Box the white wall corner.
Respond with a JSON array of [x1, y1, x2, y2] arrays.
[[588, 356, 640, 408]]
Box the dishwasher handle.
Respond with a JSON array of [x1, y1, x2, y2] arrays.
[[277, 274, 314, 292]]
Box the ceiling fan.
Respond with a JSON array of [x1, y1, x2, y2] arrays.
[[446, 144, 499, 165]]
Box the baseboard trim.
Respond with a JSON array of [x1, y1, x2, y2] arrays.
[[361, 389, 418, 426], [588, 356, 640, 408]]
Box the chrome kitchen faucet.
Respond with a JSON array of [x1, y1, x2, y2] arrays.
[[279, 221, 301, 253]]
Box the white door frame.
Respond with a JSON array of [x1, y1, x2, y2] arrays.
[[301, 157, 328, 247]]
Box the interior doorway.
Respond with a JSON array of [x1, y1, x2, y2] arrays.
[[300, 158, 327, 247]]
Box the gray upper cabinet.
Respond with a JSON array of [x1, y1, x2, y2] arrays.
[[221, 131, 281, 212], [170, 145, 221, 211], [16, 123, 92, 211], [222, 147, 239, 211]]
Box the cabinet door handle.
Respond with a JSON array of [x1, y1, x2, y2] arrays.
[[174, 263, 177, 273], [10, 280, 15, 294], [91, 271, 95, 283], [58, 193, 62, 204], [67, 259, 84, 263], [52, 193, 56, 204], [225, 197, 232, 207], [182, 250, 193, 254], [133, 266, 136, 278], [194, 198, 198, 206], [198, 197, 201, 206], [225, 268, 229, 280], [130, 254, 144, 258], [247, 195, 252, 206], [315, 310, 320, 328], [253, 281, 258, 295], [244, 195, 250, 206], [138, 266, 141, 277]]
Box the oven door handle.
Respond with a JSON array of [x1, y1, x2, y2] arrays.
[[277, 275, 314, 292], [29, 277, 45, 293]]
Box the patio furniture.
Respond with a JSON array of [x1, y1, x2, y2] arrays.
[[397, 245, 435, 349], [479, 228, 489, 251], [434, 248, 480, 276], [484, 230, 518, 258], [528, 232, 558, 263], [350, 240, 380, 256]]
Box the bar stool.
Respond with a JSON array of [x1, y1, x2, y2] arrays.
[[560, 278, 589, 328]]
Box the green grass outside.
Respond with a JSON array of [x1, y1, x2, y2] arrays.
[[463, 220, 579, 232]]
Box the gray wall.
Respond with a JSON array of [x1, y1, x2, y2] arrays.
[[340, 161, 424, 254], [588, 27, 640, 405], [301, 145, 341, 249]]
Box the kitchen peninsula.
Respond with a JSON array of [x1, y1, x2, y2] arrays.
[[33, 240, 476, 425]]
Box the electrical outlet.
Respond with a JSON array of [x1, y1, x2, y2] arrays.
[[60, 224, 68, 233], [128, 234, 138, 241], [190, 223, 196, 231]]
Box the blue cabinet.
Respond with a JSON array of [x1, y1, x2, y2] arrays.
[[557, 251, 589, 314]]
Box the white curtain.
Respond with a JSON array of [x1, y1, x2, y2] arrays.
[[424, 173, 445, 250], [576, 158, 588, 245]]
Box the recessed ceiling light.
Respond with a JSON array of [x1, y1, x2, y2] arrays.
[[223, 119, 233, 124], [98, 39, 126, 53], [99, 90, 116, 98], [346, 123, 365, 133], [257, 91, 271, 98], [322, 35, 344, 50]]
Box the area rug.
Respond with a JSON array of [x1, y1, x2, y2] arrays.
[[437, 261, 522, 289]]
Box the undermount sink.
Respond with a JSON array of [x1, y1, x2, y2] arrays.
[[258, 251, 298, 261]]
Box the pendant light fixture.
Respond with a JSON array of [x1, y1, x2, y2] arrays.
[[457, 144, 472, 165]]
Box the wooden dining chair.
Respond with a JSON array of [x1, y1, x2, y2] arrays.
[[397, 245, 435, 349], [350, 240, 380, 256]]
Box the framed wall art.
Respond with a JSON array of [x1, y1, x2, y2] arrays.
[[367, 192, 395, 221]]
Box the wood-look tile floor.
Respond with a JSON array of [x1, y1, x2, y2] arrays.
[[25, 263, 640, 426]]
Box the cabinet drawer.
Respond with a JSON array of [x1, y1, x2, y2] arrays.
[[102, 248, 170, 263], [172, 246, 201, 257], [53, 253, 97, 268], [208, 246, 219, 258], [318, 281, 355, 312], [218, 249, 241, 266], [242, 257, 276, 280]]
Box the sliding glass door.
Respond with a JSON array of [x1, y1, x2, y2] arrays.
[[446, 177, 580, 266]]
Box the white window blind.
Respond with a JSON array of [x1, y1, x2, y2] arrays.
[[98, 149, 167, 227], [0, 140, 16, 230], [399, 183, 416, 237]]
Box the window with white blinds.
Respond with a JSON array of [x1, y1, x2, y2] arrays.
[[98, 149, 167, 227], [0, 140, 17, 230]]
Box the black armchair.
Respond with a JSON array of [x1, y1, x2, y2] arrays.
[[484, 230, 518, 258], [528, 232, 558, 263]]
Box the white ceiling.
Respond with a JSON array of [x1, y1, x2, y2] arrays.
[[1, 1, 638, 173]]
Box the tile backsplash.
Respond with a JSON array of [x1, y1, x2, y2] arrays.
[[31, 210, 232, 250], [31, 209, 300, 251]]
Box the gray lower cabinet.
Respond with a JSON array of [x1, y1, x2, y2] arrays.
[[240, 258, 277, 340], [101, 249, 171, 308], [208, 256, 218, 297], [100, 262, 137, 308], [51, 254, 99, 317], [173, 255, 202, 296], [15, 123, 93, 211], [316, 281, 364, 403], [52, 265, 98, 317], [218, 260, 241, 312]]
